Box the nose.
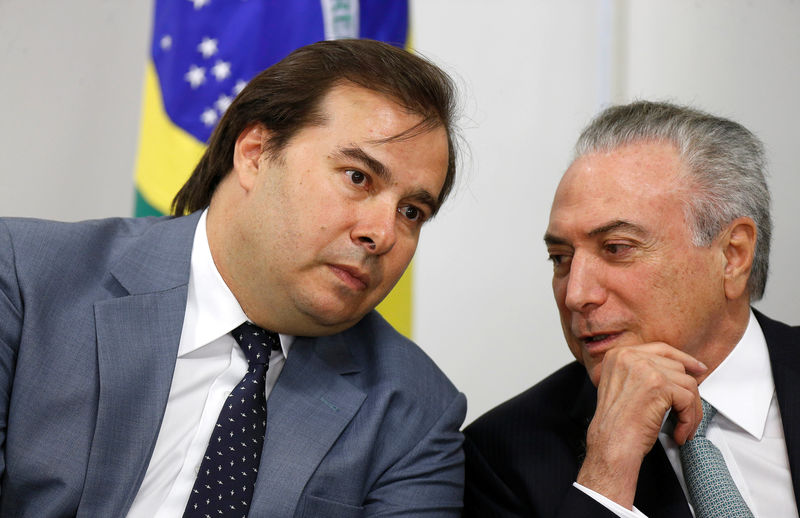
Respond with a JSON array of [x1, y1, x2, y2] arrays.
[[562, 251, 607, 313], [352, 201, 397, 255]]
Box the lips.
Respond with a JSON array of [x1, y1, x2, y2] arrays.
[[577, 331, 622, 355], [328, 264, 370, 290]]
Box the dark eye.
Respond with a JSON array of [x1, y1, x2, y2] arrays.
[[547, 251, 572, 272], [605, 243, 632, 255], [399, 205, 422, 222], [346, 170, 367, 185]]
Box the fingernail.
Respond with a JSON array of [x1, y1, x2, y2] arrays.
[[697, 361, 708, 370]]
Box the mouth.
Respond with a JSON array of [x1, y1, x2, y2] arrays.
[[328, 264, 370, 291], [578, 332, 621, 354]]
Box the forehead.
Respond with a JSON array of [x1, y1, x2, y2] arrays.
[[297, 83, 449, 197], [548, 141, 689, 235], [316, 83, 424, 139]]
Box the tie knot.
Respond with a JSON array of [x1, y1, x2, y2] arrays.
[[695, 398, 717, 437], [231, 322, 280, 365]]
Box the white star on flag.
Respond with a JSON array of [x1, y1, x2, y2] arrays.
[[211, 60, 232, 81], [188, 0, 211, 9], [160, 35, 172, 50], [201, 108, 218, 126], [185, 65, 206, 88], [215, 94, 233, 113], [197, 37, 218, 58], [233, 80, 248, 95]]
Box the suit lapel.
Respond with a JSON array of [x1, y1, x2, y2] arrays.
[[77, 213, 199, 516], [636, 444, 693, 518], [568, 374, 596, 467], [758, 310, 800, 509], [250, 333, 366, 518]]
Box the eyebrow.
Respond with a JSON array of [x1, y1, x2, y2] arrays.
[[543, 233, 569, 246], [587, 220, 648, 238], [336, 146, 391, 183], [334, 145, 440, 214], [544, 220, 648, 246]]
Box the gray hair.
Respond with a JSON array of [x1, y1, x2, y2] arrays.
[[575, 100, 772, 300]]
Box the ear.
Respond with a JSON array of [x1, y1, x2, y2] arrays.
[[720, 217, 757, 300], [232, 123, 268, 192]]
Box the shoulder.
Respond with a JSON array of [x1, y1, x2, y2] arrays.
[[463, 361, 592, 476], [0, 214, 196, 277], [754, 309, 800, 396], [341, 310, 460, 399], [754, 308, 800, 338], [319, 310, 465, 436], [0, 216, 150, 287], [462, 362, 592, 515], [0, 214, 199, 316], [1, 215, 168, 261], [466, 361, 590, 439]]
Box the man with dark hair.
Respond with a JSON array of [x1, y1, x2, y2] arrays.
[[463, 101, 800, 517], [0, 39, 465, 516]]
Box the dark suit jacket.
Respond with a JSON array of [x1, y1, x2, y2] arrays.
[[0, 214, 466, 517], [463, 311, 800, 517]]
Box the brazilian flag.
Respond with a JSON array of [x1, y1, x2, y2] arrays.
[[133, 0, 413, 336]]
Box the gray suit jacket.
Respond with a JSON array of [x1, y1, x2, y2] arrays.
[[0, 213, 465, 517]]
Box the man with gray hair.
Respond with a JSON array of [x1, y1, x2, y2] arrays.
[[463, 101, 800, 517]]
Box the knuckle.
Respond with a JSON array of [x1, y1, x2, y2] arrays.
[[612, 347, 635, 363], [642, 368, 666, 388]]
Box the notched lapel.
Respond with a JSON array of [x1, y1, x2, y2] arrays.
[[77, 289, 187, 516], [758, 310, 800, 510], [250, 335, 366, 518], [635, 443, 693, 518], [76, 214, 198, 516]]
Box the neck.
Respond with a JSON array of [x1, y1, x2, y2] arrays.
[[694, 299, 751, 384]]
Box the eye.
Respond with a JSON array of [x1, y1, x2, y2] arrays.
[[345, 169, 368, 186], [547, 250, 572, 273], [398, 204, 424, 222], [605, 243, 633, 255]]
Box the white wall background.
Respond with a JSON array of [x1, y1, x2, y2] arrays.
[[1, 0, 798, 426]]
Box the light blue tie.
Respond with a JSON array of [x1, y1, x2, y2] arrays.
[[679, 399, 754, 518]]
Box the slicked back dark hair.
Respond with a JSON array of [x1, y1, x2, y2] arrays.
[[172, 38, 458, 216]]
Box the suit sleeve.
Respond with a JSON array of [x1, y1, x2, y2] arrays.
[[363, 391, 467, 518], [463, 434, 528, 517], [0, 221, 23, 491], [463, 435, 621, 518]]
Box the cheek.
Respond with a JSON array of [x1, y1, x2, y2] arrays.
[[552, 275, 565, 302], [632, 259, 717, 345], [389, 239, 418, 272], [551, 277, 570, 316]]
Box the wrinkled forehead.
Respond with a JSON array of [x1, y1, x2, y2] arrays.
[[548, 142, 694, 236], [559, 142, 688, 200]]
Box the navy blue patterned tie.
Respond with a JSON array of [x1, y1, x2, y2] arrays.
[[183, 322, 280, 518]]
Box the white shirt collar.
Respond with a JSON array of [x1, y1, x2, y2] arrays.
[[179, 210, 293, 358], [698, 310, 773, 440]]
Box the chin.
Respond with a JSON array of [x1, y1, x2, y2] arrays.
[[301, 304, 366, 333]]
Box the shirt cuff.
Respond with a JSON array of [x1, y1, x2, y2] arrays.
[[572, 482, 648, 518]]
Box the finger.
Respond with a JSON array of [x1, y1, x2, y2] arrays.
[[669, 383, 703, 445], [598, 354, 702, 445], [615, 342, 708, 375], [600, 346, 704, 384]]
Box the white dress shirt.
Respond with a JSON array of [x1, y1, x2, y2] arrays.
[[127, 211, 294, 517], [575, 311, 798, 517]]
